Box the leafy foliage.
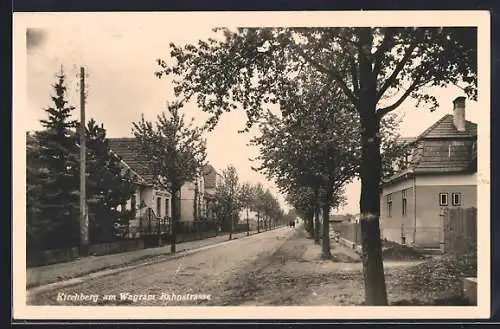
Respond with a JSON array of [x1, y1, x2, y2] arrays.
[[156, 26, 477, 305], [214, 165, 242, 232], [132, 101, 207, 252], [239, 182, 254, 212], [157, 27, 476, 130], [77, 118, 137, 242], [132, 101, 207, 193]]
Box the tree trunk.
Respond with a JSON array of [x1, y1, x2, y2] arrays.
[[257, 211, 260, 233], [356, 27, 388, 306], [359, 128, 388, 305], [170, 189, 179, 254], [229, 205, 233, 240], [307, 212, 314, 238], [246, 208, 250, 236], [321, 202, 332, 259], [314, 204, 320, 245]]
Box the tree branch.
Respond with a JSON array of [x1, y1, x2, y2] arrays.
[[296, 46, 358, 107], [372, 28, 396, 78], [376, 40, 418, 101], [376, 76, 428, 118]]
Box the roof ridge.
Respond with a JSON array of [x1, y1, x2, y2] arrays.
[[415, 114, 451, 140], [107, 137, 136, 141]]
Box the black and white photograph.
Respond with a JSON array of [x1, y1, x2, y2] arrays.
[[13, 11, 490, 319]]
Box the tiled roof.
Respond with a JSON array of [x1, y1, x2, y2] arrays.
[[383, 114, 477, 185], [202, 164, 217, 188], [416, 114, 477, 139], [107, 138, 155, 185], [396, 137, 417, 145], [411, 139, 477, 174]]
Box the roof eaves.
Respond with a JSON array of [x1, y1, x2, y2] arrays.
[[381, 169, 416, 187], [108, 149, 151, 186]]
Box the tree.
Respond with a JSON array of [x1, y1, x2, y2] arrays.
[[26, 132, 45, 255], [77, 118, 137, 242], [251, 70, 402, 258], [285, 187, 315, 236], [156, 27, 476, 305], [250, 183, 266, 233], [250, 79, 360, 256], [27, 70, 80, 251], [132, 102, 207, 253], [214, 165, 241, 240], [239, 182, 254, 235]]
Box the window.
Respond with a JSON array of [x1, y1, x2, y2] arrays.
[[156, 197, 161, 217], [402, 190, 407, 216], [439, 193, 448, 206], [165, 199, 170, 217], [452, 193, 461, 206], [387, 194, 393, 217]]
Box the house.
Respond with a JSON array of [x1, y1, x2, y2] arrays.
[[108, 138, 214, 234], [107, 138, 173, 237], [202, 164, 222, 221], [379, 96, 477, 249], [238, 208, 260, 230], [179, 173, 205, 222]]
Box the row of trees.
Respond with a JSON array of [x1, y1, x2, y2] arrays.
[[213, 165, 287, 240], [27, 70, 287, 257], [249, 65, 404, 260], [27, 71, 137, 253], [155, 26, 476, 305]]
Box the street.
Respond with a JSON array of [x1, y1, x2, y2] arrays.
[[27, 224, 472, 306], [28, 227, 297, 306]]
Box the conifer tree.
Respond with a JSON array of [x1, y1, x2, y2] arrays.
[[28, 70, 80, 250]]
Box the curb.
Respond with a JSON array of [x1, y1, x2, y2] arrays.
[[336, 236, 362, 254], [27, 227, 287, 296]]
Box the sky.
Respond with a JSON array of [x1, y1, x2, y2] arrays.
[[24, 22, 481, 215]]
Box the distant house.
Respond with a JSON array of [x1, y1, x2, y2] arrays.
[[352, 214, 361, 223], [379, 97, 477, 249], [179, 174, 205, 222], [202, 164, 222, 221], [238, 208, 260, 230], [329, 214, 348, 223]]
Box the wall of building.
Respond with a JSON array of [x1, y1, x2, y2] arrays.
[[380, 173, 477, 248], [415, 173, 477, 186], [414, 184, 476, 248], [179, 176, 205, 222], [239, 208, 259, 229], [380, 183, 416, 245], [123, 186, 172, 218]]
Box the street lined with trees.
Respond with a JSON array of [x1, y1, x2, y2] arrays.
[[156, 26, 476, 305], [26, 25, 477, 307], [26, 71, 288, 262]]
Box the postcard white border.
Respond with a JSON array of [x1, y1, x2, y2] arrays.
[[13, 10, 491, 320]]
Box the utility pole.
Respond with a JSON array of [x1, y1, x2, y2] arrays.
[[79, 66, 89, 256]]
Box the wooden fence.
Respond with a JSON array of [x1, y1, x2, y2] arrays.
[[330, 222, 361, 245], [442, 207, 477, 254]]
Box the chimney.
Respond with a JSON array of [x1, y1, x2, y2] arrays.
[[453, 96, 466, 132]]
